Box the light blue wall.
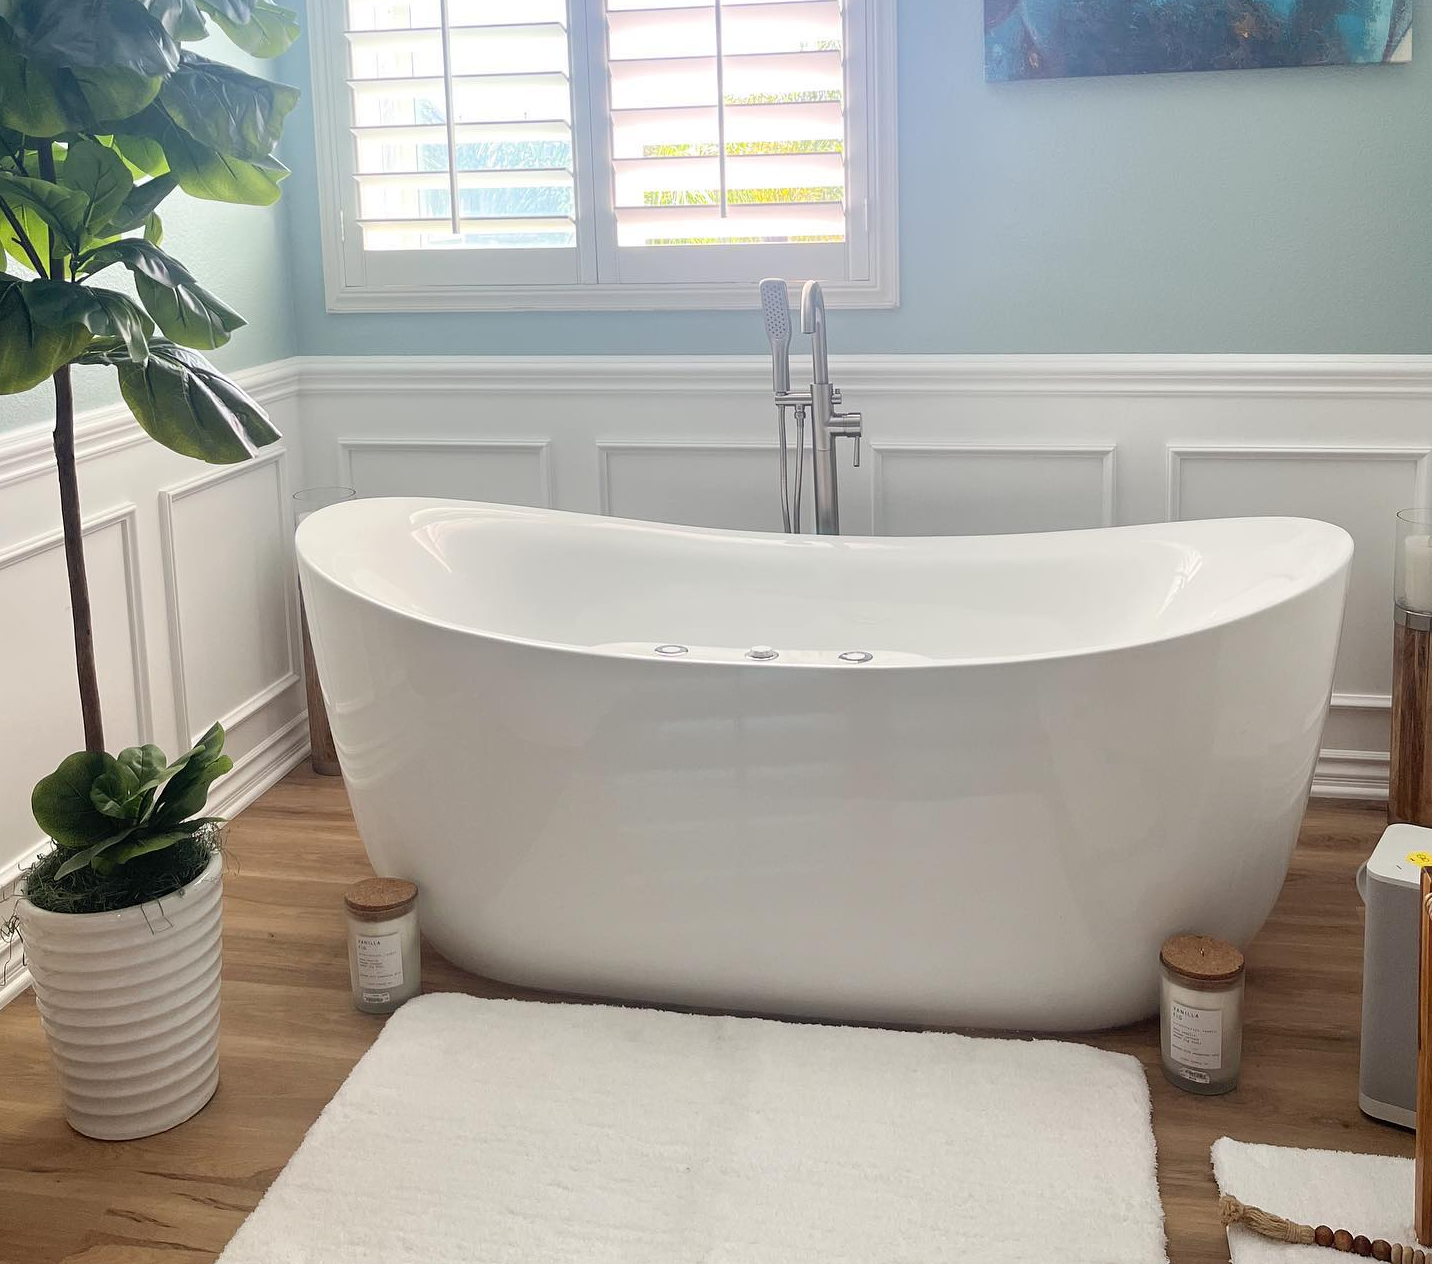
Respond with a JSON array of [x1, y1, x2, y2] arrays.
[[278, 0, 1432, 358], [0, 36, 297, 433]]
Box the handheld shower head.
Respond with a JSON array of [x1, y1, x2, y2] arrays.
[[759, 277, 792, 394]]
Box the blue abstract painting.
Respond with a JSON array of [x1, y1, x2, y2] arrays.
[[985, 0, 1412, 80]]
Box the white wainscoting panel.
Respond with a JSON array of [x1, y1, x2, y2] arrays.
[[159, 448, 300, 750], [1170, 445, 1432, 760], [0, 505, 151, 870], [599, 442, 791, 531], [872, 445, 1116, 536], [0, 360, 309, 1009], [338, 438, 553, 507]]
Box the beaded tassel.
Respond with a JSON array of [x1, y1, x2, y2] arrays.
[[1221, 1196, 1426, 1261]]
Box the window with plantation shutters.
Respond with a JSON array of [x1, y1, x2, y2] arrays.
[[311, 0, 896, 309]]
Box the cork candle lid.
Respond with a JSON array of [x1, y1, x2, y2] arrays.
[[1160, 933, 1245, 983], [344, 877, 418, 922]]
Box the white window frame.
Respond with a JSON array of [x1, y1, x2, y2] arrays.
[[308, 0, 899, 312]]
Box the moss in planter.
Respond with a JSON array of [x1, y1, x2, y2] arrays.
[[18, 833, 221, 916]]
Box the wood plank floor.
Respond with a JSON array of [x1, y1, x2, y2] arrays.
[[0, 769, 1411, 1263]]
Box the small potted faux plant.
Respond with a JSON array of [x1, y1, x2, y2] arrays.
[[17, 725, 232, 1139]]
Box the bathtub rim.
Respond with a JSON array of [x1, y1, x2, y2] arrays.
[[295, 498, 1353, 673]]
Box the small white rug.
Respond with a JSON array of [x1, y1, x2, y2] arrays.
[[1213, 1138, 1416, 1264], [220, 994, 1167, 1263]]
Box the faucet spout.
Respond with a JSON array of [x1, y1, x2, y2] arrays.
[[801, 280, 830, 386]]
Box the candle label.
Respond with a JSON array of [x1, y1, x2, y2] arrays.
[[356, 931, 404, 991], [1169, 999, 1223, 1070]]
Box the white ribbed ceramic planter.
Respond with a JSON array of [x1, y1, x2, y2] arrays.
[[17, 852, 223, 1141]]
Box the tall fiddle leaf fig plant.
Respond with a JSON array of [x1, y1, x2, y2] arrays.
[[0, 0, 298, 767]]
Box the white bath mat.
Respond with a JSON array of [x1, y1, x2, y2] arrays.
[[1213, 1137, 1415, 1264], [219, 994, 1167, 1264]]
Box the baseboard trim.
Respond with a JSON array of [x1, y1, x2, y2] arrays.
[[1312, 749, 1391, 801], [0, 715, 311, 1012], [210, 713, 312, 820]]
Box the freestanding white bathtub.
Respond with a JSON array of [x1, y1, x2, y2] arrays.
[[297, 499, 1351, 1031]]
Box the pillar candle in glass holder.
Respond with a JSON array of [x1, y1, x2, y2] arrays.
[[344, 878, 420, 1015], [1406, 533, 1432, 614], [1159, 934, 1245, 1095], [1398, 511, 1432, 614]]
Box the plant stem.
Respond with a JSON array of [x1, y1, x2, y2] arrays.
[[51, 364, 105, 753], [36, 141, 105, 754], [0, 198, 46, 277]]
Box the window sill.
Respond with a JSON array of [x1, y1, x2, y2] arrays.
[[323, 275, 900, 314]]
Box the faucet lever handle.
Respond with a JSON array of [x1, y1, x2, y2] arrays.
[[853, 434, 861, 469]]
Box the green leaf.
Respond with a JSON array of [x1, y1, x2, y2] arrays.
[[117, 742, 174, 796], [83, 237, 244, 348], [10, 0, 180, 77], [86, 287, 153, 361], [114, 340, 280, 462], [90, 758, 143, 821], [143, 210, 162, 245], [32, 750, 117, 848], [53, 829, 138, 879], [153, 722, 230, 825], [69, 65, 163, 125], [0, 197, 51, 272], [0, 276, 91, 393], [97, 825, 206, 870], [112, 132, 169, 177], [170, 138, 287, 205], [138, 106, 287, 205], [0, 32, 72, 136], [141, 0, 209, 41], [24, 279, 152, 363], [136, 268, 241, 348], [0, 170, 85, 251], [59, 138, 133, 238], [204, 0, 297, 57], [102, 171, 175, 235], [158, 52, 297, 162], [194, 0, 254, 23]]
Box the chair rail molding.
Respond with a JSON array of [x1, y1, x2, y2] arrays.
[[291, 353, 1432, 399]]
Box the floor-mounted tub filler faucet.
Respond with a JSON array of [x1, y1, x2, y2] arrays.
[[759, 279, 863, 535]]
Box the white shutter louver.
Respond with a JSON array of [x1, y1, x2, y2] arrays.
[[603, 0, 849, 249], [346, 0, 577, 252]]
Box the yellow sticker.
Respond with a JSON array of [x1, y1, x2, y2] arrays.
[[1407, 851, 1432, 867]]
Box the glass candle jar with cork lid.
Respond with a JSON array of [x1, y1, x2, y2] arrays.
[[344, 878, 420, 1015], [1159, 933, 1245, 1095]]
